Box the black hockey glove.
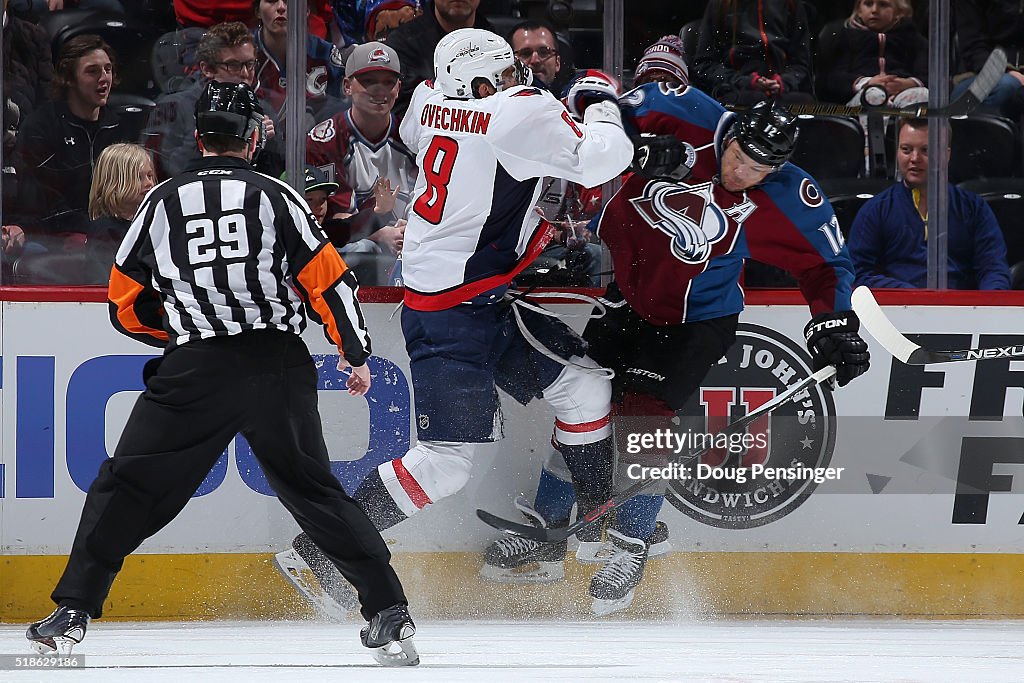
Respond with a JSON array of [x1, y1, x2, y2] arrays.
[[630, 134, 693, 181], [803, 310, 870, 387]]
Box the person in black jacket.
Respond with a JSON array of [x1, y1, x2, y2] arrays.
[[11, 34, 130, 246], [952, 0, 1024, 117], [383, 0, 493, 118], [816, 0, 928, 107], [694, 0, 815, 105]]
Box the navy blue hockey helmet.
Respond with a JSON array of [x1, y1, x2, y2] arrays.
[[728, 100, 799, 167], [195, 80, 264, 144]]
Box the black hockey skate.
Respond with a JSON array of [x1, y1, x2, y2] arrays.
[[361, 603, 419, 666], [589, 528, 650, 616], [577, 520, 671, 563], [273, 532, 359, 621], [26, 605, 90, 656], [480, 495, 568, 583]]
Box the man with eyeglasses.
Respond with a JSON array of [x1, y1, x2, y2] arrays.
[[143, 21, 284, 179], [507, 20, 571, 94], [384, 0, 494, 118]]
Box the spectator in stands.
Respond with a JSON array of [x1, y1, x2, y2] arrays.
[[252, 0, 347, 128], [306, 41, 414, 283], [384, 0, 493, 117], [694, 0, 815, 105], [817, 0, 928, 108], [848, 118, 1010, 290], [143, 21, 283, 180], [633, 34, 689, 88], [952, 0, 1024, 118], [84, 142, 156, 283], [507, 20, 572, 94], [11, 34, 130, 246]]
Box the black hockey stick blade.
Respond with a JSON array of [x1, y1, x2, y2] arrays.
[[851, 286, 1024, 364], [785, 48, 1007, 119], [476, 365, 837, 541]]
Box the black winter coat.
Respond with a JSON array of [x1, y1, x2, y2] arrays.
[[817, 18, 928, 104], [12, 101, 130, 234]]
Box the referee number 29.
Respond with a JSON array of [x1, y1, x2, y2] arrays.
[[186, 213, 250, 264], [414, 136, 459, 224]]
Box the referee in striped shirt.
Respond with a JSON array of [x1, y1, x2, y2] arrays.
[[28, 81, 417, 665]]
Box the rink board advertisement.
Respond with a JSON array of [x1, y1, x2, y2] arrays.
[[2, 291, 1024, 618]]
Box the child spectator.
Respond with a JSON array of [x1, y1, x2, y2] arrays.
[[84, 143, 156, 283], [817, 0, 928, 108]]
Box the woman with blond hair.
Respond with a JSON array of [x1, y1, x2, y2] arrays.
[[85, 143, 156, 283]]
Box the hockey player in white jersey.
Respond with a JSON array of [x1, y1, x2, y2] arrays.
[[272, 28, 645, 613]]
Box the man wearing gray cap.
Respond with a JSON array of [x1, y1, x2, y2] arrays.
[[303, 41, 416, 285]]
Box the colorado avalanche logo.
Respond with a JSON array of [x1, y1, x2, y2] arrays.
[[368, 47, 391, 65], [629, 180, 731, 264]]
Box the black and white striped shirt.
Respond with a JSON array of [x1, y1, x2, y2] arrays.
[[109, 155, 371, 365]]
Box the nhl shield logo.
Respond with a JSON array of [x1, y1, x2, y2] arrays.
[[665, 323, 837, 529]]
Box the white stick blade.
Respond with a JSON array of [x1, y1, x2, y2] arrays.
[[851, 286, 919, 364]]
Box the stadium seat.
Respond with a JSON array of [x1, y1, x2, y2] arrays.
[[10, 250, 97, 286], [957, 177, 1024, 268], [949, 114, 1019, 184], [790, 116, 866, 180], [107, 92, 157, 143]]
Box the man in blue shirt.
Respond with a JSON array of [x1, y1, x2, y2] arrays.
[[848, 118, 1010, 289]]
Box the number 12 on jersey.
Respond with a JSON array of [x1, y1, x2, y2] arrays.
[[413, 136, 459, 224]]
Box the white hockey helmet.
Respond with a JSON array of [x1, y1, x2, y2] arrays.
[[433, 28, 524, 98]]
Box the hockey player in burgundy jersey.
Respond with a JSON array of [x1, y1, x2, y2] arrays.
[[567, 88, 870, 616]]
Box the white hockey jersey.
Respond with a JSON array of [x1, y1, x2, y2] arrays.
[[398, 81, 633, 310]]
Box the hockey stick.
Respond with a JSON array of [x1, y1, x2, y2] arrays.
[[782, 47, 1007, 119], [476, 364, 837, 542], [851, 286, 1024, 364]]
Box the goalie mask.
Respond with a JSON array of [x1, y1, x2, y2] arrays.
[[195, 80, 267, 161], [433, 28, 527, 98], [727, 99, 799, 167]]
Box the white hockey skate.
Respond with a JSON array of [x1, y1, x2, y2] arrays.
[[480, 495, 567, 583], [589, 528, 649, 617], [577, 520, 671, 563], [273, 534, 359, 621]]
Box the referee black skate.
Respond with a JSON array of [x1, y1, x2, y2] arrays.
[[25, 81, 417, 667]]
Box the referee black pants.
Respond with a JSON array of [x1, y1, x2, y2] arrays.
[[52, 329, 406, 621]]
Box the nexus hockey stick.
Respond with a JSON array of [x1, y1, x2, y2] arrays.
[[851, 286, 1024, 364], [476, 365, 837, 542], [783, 47, 1007, 119]]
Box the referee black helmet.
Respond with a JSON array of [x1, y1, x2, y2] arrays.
[[195, 80, 264, 144]]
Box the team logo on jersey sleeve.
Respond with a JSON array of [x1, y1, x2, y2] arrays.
[[310, 118, 337, 142], [629, 180, 732, 264], [665, 324, 837, 529], [799, 178, 824, 208]]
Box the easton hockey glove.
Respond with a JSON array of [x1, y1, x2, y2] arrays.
[[804, 311, 870, 387], [631, 134, 693, 181]]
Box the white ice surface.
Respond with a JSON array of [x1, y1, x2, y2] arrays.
[[2, 618, 1023, 682]]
